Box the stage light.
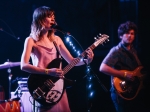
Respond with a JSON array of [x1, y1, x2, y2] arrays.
[[89, 76, 92, 80], [69, 41, 72, 46], [65, 36, 70, 42], [64, 34, 82, 56], [87, 76, 92, 81], [90, 91, 94, 97], [77, 51, 80, 56], [86, 67, 90, 72], [88, 84, 92, 89]]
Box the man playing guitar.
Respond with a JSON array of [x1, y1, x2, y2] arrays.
[[99, 21, 147, 112]]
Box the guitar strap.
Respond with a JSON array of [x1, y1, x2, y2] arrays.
[[132, 52, 141, 66], [119, 43, 142, 66], [53, 41, 62, 59]]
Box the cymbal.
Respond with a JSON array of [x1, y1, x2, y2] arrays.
[[0, 62, 20, 69]]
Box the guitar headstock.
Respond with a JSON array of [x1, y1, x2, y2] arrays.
[[94, 33, 109, 47]]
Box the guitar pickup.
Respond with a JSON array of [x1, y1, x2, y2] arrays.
[[120, 81, 127, 91], [44, 79, 55, 89]]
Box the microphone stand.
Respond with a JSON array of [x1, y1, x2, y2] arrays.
[[0, 19, 21, 41], [8, 69, 12, 99], [83, 60, 108, 112], [87, 66, 108, 93], [84, 62, 93, 112]]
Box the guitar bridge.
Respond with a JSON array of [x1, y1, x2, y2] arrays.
[[32, 79, 55, 99], [33, 87, 46, 99]]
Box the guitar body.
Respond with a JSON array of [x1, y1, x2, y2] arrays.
[[27, 58, 74, 106], [113, 66, 145, 100]]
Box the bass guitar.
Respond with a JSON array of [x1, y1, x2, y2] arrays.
[[27, 34, 109, 106], [112, 66, 146, 100]]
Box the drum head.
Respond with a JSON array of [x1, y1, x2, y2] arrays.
[[0, 98, 21, 112]]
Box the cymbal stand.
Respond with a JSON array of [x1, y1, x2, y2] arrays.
[[7, 67, 12, 99], [6, 59, 13, 99]]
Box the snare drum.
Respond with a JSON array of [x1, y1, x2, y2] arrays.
[[0, 98, 21, 112]]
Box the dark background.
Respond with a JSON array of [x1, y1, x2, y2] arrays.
[[0, 0, 150, 112]]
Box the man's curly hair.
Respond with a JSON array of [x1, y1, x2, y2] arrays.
[[118, 21, 138, 38]]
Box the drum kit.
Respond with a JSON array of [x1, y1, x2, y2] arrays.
[[0, 61, 24, 112], [0, 61, 20, 70]]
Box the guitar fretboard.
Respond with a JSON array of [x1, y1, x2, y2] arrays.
[[62, 35, 109, 75], [63, 39, 101, 75]]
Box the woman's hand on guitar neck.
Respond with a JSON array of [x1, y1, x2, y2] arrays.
[[86, 48, 94, 63]]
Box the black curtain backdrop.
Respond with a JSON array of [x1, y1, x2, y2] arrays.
[[0, 0, 150, 112]]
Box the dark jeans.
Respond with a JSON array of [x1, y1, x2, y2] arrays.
[[110, 88, 124, 112], [110, 87, 150, 112]]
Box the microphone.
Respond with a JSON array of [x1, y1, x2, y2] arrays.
[[51, 22, 70, 35], [52, 24, 64, 33]]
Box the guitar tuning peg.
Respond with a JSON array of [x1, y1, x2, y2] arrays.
[[94, 37, 97, 40]]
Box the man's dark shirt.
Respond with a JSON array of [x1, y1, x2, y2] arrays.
[[102, 42, 141, 90]]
